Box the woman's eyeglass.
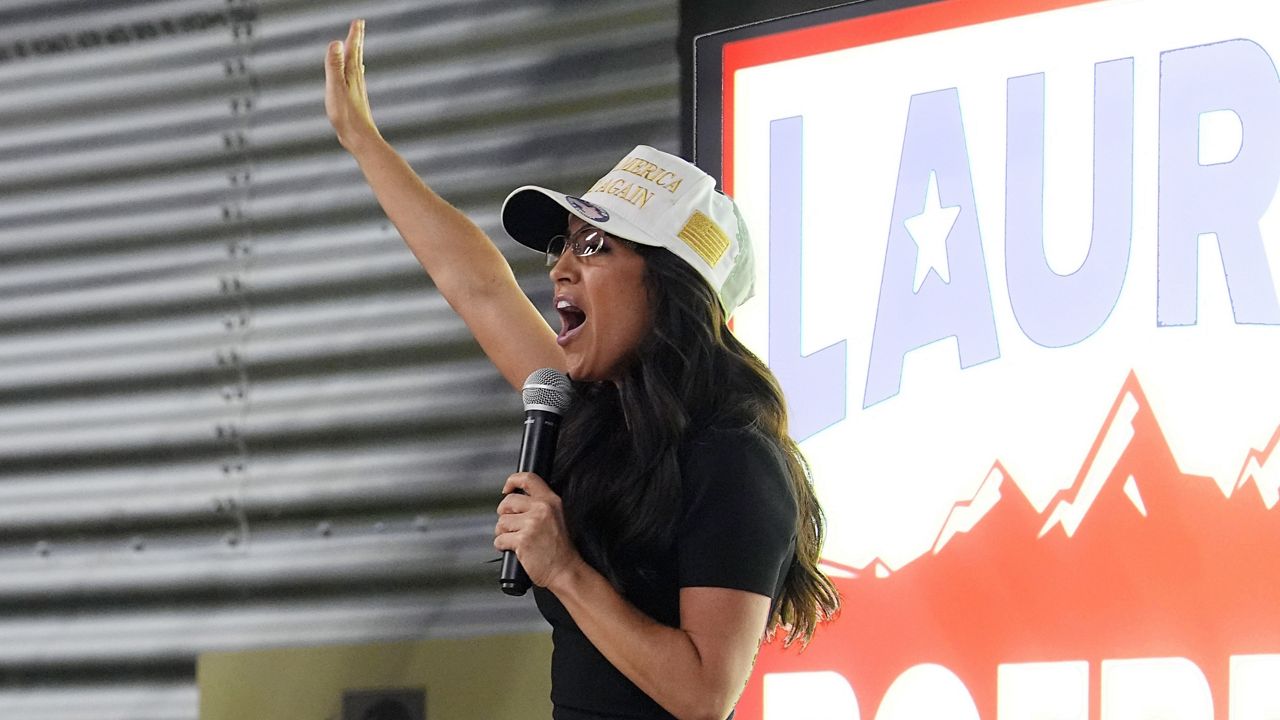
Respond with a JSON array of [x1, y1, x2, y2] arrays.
[[545, 227, 611, 267]]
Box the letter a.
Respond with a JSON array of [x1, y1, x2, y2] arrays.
[[864, 89, 999, 408]]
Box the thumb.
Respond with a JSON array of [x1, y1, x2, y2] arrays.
[[325, 40, 345, 80]]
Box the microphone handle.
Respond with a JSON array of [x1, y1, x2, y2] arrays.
[[501, 410, 561, 596], [517, 410, 559, 479]]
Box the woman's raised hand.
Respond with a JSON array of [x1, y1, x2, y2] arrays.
[[324, 19, 382, 152]]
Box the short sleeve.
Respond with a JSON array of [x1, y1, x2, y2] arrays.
[[677, 428, 797, 598]]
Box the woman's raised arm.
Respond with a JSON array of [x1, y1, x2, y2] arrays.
[[324, 20, 565, 390]]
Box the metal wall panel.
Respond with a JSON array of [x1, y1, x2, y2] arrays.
[[0, 0, 679, 716]]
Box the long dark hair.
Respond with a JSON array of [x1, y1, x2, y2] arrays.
[[552, 245, 840, 646]]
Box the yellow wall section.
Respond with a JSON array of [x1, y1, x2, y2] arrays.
[[198, 632, 552, 719]]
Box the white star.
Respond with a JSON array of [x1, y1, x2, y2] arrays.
[[904, 171, 961, 293]]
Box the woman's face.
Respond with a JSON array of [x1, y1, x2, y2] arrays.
[[550, 216, 652, 382]]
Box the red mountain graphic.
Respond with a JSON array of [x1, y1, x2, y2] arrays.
[[738, 371, 1280, 720]]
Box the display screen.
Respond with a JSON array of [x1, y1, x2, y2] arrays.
[[696, 0, 1280, 717]]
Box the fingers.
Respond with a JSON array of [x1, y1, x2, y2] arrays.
[[493, 506, 530, 552], [492, 499, 551, 550], [355, 19, 366, 76], [497, 491, 531, 515], [502, 471, 551, 497], [327, 19, 366, 87], [345, 19, 365, 89], [345, 19, 359, 65], [494, 513, 515, 536]]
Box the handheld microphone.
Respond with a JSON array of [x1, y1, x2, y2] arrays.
[[501, 368, 573, 596]]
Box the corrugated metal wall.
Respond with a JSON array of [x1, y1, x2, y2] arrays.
[[0, 0, 679, 717]]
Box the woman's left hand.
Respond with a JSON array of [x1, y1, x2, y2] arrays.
[[494, 472, 584, 589]]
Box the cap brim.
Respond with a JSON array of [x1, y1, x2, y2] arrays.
[[501, 186, 664, 253], [501, 186, 572, 252]]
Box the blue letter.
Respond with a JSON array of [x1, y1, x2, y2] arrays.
[[1006, 59, 1135, 347], [1158, 39, 1280, 325], [769, 116, 848, 441], [864, 89, 1000, 408]]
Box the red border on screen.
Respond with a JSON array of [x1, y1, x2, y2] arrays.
[[720, 0, 1107, 195]]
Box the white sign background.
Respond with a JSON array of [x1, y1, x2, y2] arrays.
[[729, 0, 1280, 571]]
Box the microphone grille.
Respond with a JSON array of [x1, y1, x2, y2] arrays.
[[522, 368, 573, 414]]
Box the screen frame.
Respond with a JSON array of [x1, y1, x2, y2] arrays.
[[690, 0, 942, 185]]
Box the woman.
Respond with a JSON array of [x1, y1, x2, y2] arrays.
[[324, 20, 839, 720]]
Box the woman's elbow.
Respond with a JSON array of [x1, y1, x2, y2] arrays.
[[672, 687, 738, 720], [680, 704, 734, 720]]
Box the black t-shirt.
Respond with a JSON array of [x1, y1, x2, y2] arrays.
[[533, 426, 798, 719]]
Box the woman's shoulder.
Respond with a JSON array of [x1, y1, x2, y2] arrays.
[[682, 421, 778, 457], [679, 423, 795, 501], [676, 422, 798, 563]]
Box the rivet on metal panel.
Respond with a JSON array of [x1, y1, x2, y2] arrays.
[[130, 536, 145, 552], [224, 532, 240, 547], [373, 522, 386, 533], [34, 541, 50, 557], [413, 515, 429, 532], [316, 521, 332, 537]]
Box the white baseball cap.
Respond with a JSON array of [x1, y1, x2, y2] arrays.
[[501, 145, 755, 317]]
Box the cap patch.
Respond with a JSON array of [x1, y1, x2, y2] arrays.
[[565, 195, 610, 223], [677, 210, 731, 267]]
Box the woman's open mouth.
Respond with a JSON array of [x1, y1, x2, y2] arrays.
[[556, 299, 587, 346]]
